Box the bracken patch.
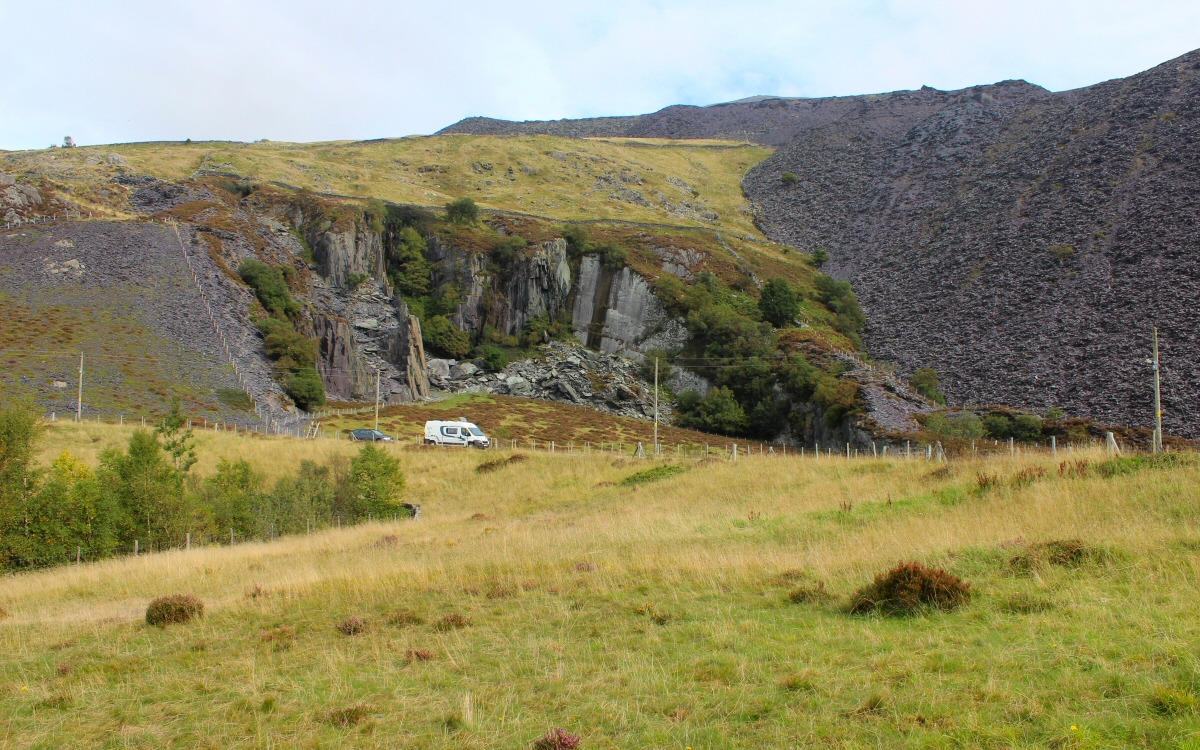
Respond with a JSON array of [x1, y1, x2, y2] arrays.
[[848, 562, 970, 616], [532, 728, 582, 749]]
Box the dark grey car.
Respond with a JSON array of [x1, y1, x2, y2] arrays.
[[349, 429, 394, 442]]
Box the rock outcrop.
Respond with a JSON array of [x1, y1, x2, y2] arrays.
[[431, 341, 672, 423], [307, 223, 386, 289], [570, 256, 688, 359], [743, 48, 1200, 437]]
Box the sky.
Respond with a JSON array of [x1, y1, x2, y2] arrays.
[[2, 0, 1199, 150]]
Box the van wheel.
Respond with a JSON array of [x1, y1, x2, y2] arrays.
[[424, 439, 436, 445]]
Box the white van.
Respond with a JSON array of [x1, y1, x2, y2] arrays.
[[424, 418, 490, 448]]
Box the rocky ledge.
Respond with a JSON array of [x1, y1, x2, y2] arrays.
[[429, 341, 673, 423]]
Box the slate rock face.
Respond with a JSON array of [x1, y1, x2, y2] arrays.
[[743, 49, 1200, 437]]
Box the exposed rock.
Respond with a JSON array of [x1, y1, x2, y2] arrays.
[[308, 223, 386, 289], [0, 171, 14, 186], [310, 314, 375, 401], [571, 258, 687, 358]]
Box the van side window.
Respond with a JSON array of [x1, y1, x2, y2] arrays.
[[442, 426, 457, 436]]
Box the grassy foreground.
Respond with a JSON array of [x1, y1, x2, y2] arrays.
[[2, 423, 1200, 748]]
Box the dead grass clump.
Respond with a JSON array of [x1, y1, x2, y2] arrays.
[[432, 613, 471, 632], [146, 594, 204, 627], [574, 561, 597, 572], [1011, 466, 1046, 487], [788, 581, 835, 604], [0, 606, 8, 620], [375, 534, 400, 547], [385, 610, 424, 627], [469, 513, 489, 521], [327, 702, 371, 727], [771, 569, 808, 586], [593, 481, 615, 488], [486, 581, 516, 599], [778, 671, 816, 692], [976, 473, 1000, 491], [1008, 538, 1103, 573], [926, 465, 952, 480], [55, 663, 72, 676], [336, 616, 365, 636], [849, 562, 970, 616], [1060, 459, 1090, 477], [260, 626, 296, 650], [1001, 592, 1054, 614], [405, 648, 434, 662], [533, 728, 583, 749], [244, 584, 269, 600], [479, 453, 529, 473], [520, 579, 540, 591]]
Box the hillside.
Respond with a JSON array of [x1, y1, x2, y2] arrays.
[[2, 421, 1199, 747], [743, 49, 1200, 437]]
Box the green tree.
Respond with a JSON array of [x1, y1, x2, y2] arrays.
[[810, 248, 829, 267], [345, 445, 406, 520], [445, 197, 479, 224], [97, 430, 202, 552], [675, 387, 749, 436], [388, 226, 431, 298], [758, 277, 800, 328], [156, 398, 197, 472], [423, 315, 471, 359], [908, 367, 946, 405], [814, 274, 865, 348], [483, 346, 509, 371]]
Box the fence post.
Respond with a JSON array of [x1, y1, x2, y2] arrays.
[[133, 539, 138, 556], [1051, 435, 1057, 457]]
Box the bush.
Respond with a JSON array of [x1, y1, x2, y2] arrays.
[[482, 346, 509, 371], [849, 562, 970, 616], [923, 412, 983, 439], [675, 387, 748, 436], [595, 243, 627, 269], [814, 275, 865, 347], [490, 235, 527, 267], [238, 259, 299, 317], [336, 616, 365, 636], [445, 197, 479, 224], [983, 415, 1013, 439], [1013, 414, 1044, 440], [1007, 539, 1101, 573], [284, 368, 326, 410], [780, 171, 798, 185], [533, 729, 582, 750], [345, 272, 370, 288], [423, 315, 471, 359], [909, 367, 946, 405], [146, 594, 204, 627], [810, 248, 829, 267], [758, 277, 800, 328]]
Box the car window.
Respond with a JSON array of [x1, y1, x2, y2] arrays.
[[373, 431, 385, 438], [442, 426, 457, 435], [468, 428, 484, 436]]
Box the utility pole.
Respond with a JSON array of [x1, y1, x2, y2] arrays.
[[375, 368, 381, 432], [76, 352, 83, 422], [653, 357, 659, 455], [1153, 327, 1163, 453]]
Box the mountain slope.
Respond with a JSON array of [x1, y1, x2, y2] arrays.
[[743, 49, 1200, 437]]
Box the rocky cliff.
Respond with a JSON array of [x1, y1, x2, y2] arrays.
[[744, 48, 1200, 437]]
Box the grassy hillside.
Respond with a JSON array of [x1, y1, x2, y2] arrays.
[[3, 422, 1199, 747], [4, 136, 772, 239]]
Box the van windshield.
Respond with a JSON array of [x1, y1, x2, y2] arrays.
[[468, 428, 484, 436]]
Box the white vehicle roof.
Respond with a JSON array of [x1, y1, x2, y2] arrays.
[[425, 419, 482, 428]]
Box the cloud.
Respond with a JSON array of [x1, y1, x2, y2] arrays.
[[1, 0, 1197, 149]]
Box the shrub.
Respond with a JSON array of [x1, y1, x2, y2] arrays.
[[924, 412, 983, 439], [758, 277, 800, 327], [405, 648, 434, 662], [347, 444, 405, 519], [909, 368, 945, 405], [490, 235, 527, 267], [445, 197, 479, 224], [423, 315, 471, 359], [814, 275, 865, 347], [810, 248, 829, 267], [983, 415, 1013, 439], [216, 388, 253, 411], [849, 562, 970, 616], [336, 616, 365, 635], [432, 613, 471, 631], [283, 368, 326, 411], [1013, 414, 1044, 440], [483, 346, 508, 371], [1007, 539, 1103, 573], [238, 259, 299, 316], [780, 171, 798, 185], [533, 729, 582, 750], [345, 272, 370, 288], [145, 594, 204, 627]]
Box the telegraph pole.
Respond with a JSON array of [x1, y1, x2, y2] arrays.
[[1153, 327, 1163, 453], [374, 368, 381, 432], [653, 358, 659, 455], [76, 353, 83, 422]]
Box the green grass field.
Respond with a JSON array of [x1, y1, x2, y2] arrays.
[[2, 422, 1198, 748]]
